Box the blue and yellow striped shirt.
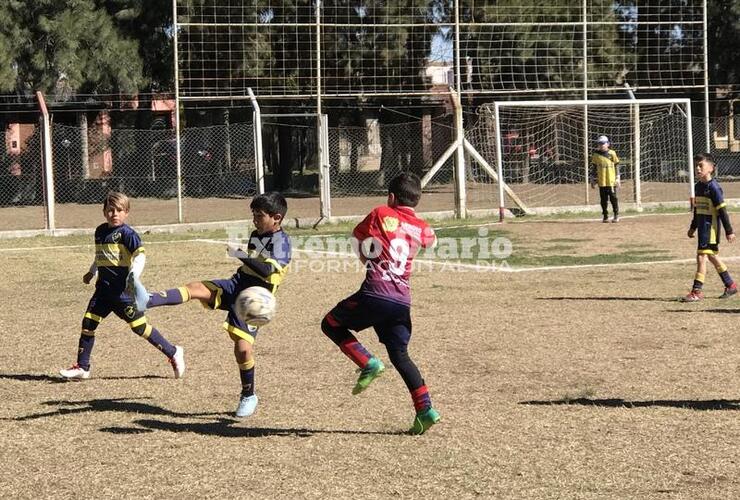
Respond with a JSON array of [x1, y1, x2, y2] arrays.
[[94, 223, 143, 296]]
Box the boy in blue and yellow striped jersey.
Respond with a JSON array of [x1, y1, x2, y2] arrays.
[[681, 153, 737, 302], [143, 192, 291, 417], [590, 135, 621, 223], [60, 192, 185, 380]]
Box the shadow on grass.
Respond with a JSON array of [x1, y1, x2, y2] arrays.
[[665, 308, 740, 314], [520, 398, 740, 411], [101, 418, 406, 438], [538, 296, 678, 303], [8, 398, 223, 422], [9, 397, 408, 437], [0, 372, 168, 383]]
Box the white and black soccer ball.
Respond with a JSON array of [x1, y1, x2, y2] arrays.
[[235, 286, 277, 326]]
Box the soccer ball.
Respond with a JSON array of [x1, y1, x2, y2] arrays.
[[235, 286, 277, 326]]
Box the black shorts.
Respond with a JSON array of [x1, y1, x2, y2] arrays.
[[326, 292, 412, 349]]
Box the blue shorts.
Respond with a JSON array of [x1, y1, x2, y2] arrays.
[[326, 291, 412, 349], [697, 230, 719, 255], [84, 291, 143, 328], [202, 272, 261, 343]]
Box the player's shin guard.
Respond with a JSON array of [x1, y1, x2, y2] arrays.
[[147, 287, 190, 308], [321, 314, 372, 367], [239, 359, 255, 396], [77, 330, 96, 371]]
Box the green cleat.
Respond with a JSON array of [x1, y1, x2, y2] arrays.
[[409, 407, 441, 435], [352, 357, 385, 395]]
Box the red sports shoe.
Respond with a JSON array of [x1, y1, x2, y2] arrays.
[[719, 284, 738, 299], [680, 289, 704, 302]]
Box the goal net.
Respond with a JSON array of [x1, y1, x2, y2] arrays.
[[467, 99, 694, 212]]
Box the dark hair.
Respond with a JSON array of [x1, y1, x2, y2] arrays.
[[250, 192, 288, 218], [694, 153, 716, 167], [389, 172, 422, 207]]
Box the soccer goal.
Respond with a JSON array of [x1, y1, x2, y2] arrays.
[[469, 99, 695, 213]]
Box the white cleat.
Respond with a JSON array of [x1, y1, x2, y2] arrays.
[[169, 346, 185, 379], [235, 394, 258, 418], [60, 364, 91, 380]]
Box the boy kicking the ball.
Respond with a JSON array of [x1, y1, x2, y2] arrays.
[[60, 192, 185, 380], [142, 192, 291, 417], [681, 153, 737, 302], [321, 173, 441, 435]]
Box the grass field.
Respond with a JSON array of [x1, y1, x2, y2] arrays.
[[2, 211, 740, 498]]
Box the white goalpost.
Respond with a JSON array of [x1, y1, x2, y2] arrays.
[[472, 98, 695, 219]]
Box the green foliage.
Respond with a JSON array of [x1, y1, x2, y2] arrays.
[[3, 0, 148, 97]]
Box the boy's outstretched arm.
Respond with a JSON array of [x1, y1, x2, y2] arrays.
[[227, 244, 276, 278]]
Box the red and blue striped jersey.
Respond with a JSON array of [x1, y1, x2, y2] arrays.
[[353, 205, 436, 305]]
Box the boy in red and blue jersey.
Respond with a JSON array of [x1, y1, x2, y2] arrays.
[[321, 173, 440, 434], [60, 192, 184, 380], [142, 192, 291, 418], [681, 153, 737, 302]]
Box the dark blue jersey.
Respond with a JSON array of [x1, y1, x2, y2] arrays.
[[237, 228, 292, 292], [93, 223, 144, 296], [693, 179, 732, 246]]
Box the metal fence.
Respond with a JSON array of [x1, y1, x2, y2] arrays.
[[1, 111, 739, 234]]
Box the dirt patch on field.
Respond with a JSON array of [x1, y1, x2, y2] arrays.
[[2, 215, 740, 497]]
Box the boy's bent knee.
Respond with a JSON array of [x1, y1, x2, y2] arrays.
[[321, 314, 348, 345]]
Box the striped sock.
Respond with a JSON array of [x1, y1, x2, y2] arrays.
[[716, 264, 735, 288], [143, 327, 177, 358], [148, 287, 190, 308], [339, 338, 373, 368], [411, 385, 433, 412], [692, 272, 705, 291]]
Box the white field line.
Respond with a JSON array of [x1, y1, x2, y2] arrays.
[[5, 235, 737, 274], [0, 211, 687, 253], [194, 238, 740, 273]]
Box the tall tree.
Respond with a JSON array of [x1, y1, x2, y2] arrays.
[[708, 0, 740, 85], [3, 0, 145, 98], [102, 0, 174, 92]]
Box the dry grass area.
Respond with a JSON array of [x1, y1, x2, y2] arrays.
[[2, 213, 740, 498]]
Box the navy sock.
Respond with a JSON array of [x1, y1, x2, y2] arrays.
[[148, 287, 190, 308], [144, 328, 177, 358], [239, 360, 255, 396], [76, 332, 95, 370], [692, 272, 704, 291]]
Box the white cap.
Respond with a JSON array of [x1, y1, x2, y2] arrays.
[[597, 135, 610, 144]]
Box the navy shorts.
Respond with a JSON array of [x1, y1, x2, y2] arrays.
[[202, 272, 261, 343], [697, 229, 719, 255], [84, 291, 143, 328], [326, 292, 412, 349]]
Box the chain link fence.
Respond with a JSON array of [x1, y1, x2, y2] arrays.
[[3, 111, 740, 233], [327, 116, 457, 216]]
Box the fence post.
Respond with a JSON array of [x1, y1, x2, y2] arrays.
[[451, 91, 466, 218], [247, 88, 265, 194], [36, 91, 55, 231], [319, 114, 331, 218]]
